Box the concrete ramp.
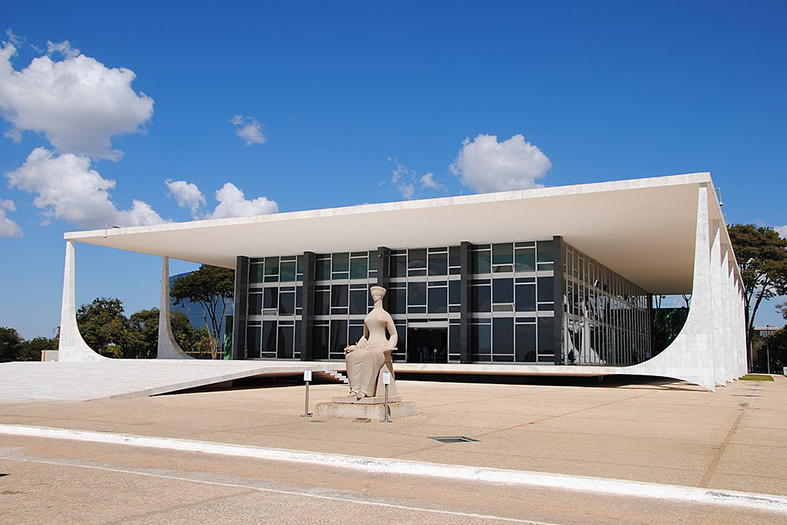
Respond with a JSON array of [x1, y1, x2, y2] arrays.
[[0, 360, 346, 403]]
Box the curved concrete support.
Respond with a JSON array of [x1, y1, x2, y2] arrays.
[[58, 241, 107, 362], [157, 257, 192, 359], [628, 185, 718, 391]]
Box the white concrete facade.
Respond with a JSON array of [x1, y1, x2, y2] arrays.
[[57, 174, 748, 390]]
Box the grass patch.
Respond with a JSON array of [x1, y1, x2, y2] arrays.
[[741, 374, 775, 381]]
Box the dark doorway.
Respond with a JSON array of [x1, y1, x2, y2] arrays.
[[407, 327, 448, 363]]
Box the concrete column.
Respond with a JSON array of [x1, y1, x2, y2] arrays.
[[299, 251, 316, 361], [377, 246, 391, 311], [157, 257, 192, 359], [720, 249, 733, 383], [57, 241, 107, 362], [552, 236, 564, 365], [710, 222, 725, 385]]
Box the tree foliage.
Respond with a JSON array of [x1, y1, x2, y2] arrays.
[[728, 224, 787, 367], [170, 265, 234, 359], [0, 327, 24, 362], [75, 298, 205, 358]]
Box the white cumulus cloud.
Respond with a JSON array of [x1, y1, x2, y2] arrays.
[[0, 40, 154, 160], [387, 157, 442, 199], [0, 198, 22, 237], [776, 225, 787, 239], [450, 133, 552, 193], [6, 147, 164, 228], [229, 115, 266, 146], [167, 179, 278, 219], [166, 179, 206, 219], [208, 182, 278, 219], [420, 172, 442, 190]]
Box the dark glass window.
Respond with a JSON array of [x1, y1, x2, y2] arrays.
[[515, 284, 536, 311], [448, 246, 461, 268], [315, 258, 330, 281], [277, 325, 293, 358], [264, 257, 279, 276], [248, 293, 262, 315], [350, 289, 367, 315], [249, 264, 264, 284], [515, 249, 535, 272], [315, 290, 330, 315], [263, 288, 278, 309], [493, 318, 514, 355], [472, 285, 491, 312], [294, 320, 301, 356], [369, 251, 378, 271], [262, 321, 276, 354], [492, 278, 514, 304], [537, 277, 554, 303], [331, 284, 348, 307], [313, 326, 329, 359], [296, 286, 302, 307], [515, 324, 536, 362], [538, 317, 555, 359], [390, 288, 406, 314], [348, 325, 364, 347], [332, 253, 349, 273], [472, 324, 491, 360], [449, 280, 460, 305], [246, 325, 261, 359], [330, 320, 347, 355], [350, 257, 367, 279], [492, 243, 513, 265], [428, 287, 447, 313], [408, 248, 427, 269], [391, 255, 407, 278], [280, 261, 296, 282], [537, 240, 554, 263], [449, 325, 459, 358], [408, 282, 426, 305], [279, 292, 294, 316], [473, 250, 491, 274], [428, 253, 447, 276]]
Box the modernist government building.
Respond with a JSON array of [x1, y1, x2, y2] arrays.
[[57, 173, 747, 391]]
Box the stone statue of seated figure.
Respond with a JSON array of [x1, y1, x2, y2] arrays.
[[344, 286, 399, 401]]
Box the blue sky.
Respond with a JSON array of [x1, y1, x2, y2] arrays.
[[1, 1, 785, 339]]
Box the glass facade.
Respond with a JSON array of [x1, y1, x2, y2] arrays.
[[561, 241, 651, 365], [239, 238, 651, 366]]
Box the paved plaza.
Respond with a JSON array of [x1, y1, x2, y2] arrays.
[[1, 364, 786, 523]]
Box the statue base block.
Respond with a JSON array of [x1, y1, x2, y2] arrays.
[[314, 401, 418, 421], [330, 396, 401, 404]]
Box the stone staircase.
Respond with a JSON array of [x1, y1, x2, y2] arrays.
[[314, 369, 349, 384]]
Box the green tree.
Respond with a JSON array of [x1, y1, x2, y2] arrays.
[[124, 308, 203, 358], [170, 265, 234, 359], [728, 224, 787, 369], [76, 297, 130, 358], [0, 327, 24, 362]]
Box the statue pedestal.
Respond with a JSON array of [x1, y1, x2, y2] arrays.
[[314, 399, 418, 421]]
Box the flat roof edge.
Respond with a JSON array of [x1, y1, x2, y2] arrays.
[[63, 172, 712, 241]]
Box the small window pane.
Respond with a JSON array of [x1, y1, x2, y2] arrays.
[[246, 325, 261, 358], [279, 292, 294, 316], [492, 243, 513, 265], [408, 281, 426, 305], [449, 280, 461, 305], [350, 258, 367, 279], [428, 287, 447, 313], [493, 278, 514, 304], [537, 240, 554, 263], [537, 277, 554, 303], [331, 284, 348, 307], [332, 252, 349, 273], [538, 317, 555, 360], [262, 321, 276, 354], [264, 257, 279, 276], [263, 288, 278, 309], [248, 293, 262, 315], [316, 258, 330, 281], [472, 324, 492, 361], [428, 253, 447, 276], [516, 324, 536, 362], [515, 249, 535, 272], [330, 320, 347, 355], [315, 290, 330, 315], [391, 256, 407, 278], [249, 264, 264, 284], [449, 246, 461, 267], [473, 250, 491, 274], [516, 284, 536, 312], [493, 318, 514, 355], [408, 248, 427, 269], [472, 285, 491, 312], [350, 289, 367, 315], [277, 325, 293, 358], [313, 326, 329, 359], [280, 261, 296, 282]]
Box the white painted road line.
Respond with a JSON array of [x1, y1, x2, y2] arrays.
[[2, 424, 786, 515], [2, 457, 558, 525]]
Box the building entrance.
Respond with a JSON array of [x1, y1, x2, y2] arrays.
[[406, 327, 448, 363]]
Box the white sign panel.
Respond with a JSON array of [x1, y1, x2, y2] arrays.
[[303, 369, 312, 382], [382, 371, 391, 385]]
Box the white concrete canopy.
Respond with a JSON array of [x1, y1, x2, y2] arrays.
[[64, 173, 732, 295]]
